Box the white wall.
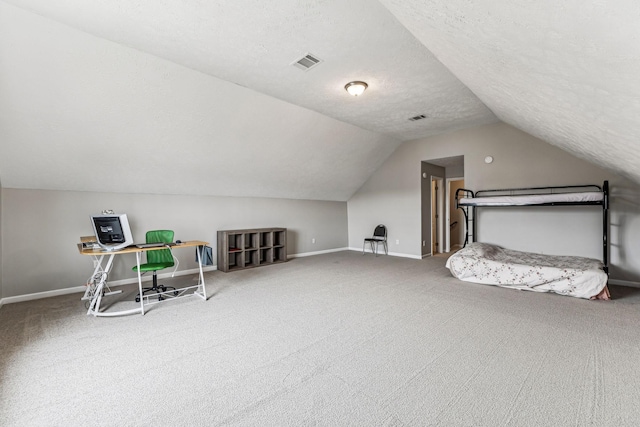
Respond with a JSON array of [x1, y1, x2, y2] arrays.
[[0, 182, 2, 303], [1, 189, 347, 299], [348, 122, 640, 283]]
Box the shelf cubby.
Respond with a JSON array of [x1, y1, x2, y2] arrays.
[[246, 249, 260, 267], [274, 247, 286, 262], [227, 251, 245, 270]]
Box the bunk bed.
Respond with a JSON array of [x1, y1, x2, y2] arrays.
[[446, 181, 610, 300]]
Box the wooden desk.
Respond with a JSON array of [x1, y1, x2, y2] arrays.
[[78, 241, 209, 317]]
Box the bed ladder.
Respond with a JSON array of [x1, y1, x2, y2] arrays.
[[462, 206, 475, 247], [455, 188, 475, 247]]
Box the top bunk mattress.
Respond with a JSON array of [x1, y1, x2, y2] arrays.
[[459, 191, 603, 207]]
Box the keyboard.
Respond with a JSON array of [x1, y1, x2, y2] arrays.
[[135, 242, 166, 249]]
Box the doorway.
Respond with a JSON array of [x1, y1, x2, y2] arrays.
[[421, 156, 464, 257]]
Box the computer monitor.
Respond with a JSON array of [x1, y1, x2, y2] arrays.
[[90, 213, 134, 251]]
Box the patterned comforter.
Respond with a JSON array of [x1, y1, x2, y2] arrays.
[[445, 242, 609, 300]]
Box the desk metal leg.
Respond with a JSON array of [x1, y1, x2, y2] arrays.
[[87, 254, 115, 316], [194, 246, 207, 300], [86, 279, 104, 315], [136, 252, 145, 315], [87, 253, 144, 317], [82, 254, 105, 303]]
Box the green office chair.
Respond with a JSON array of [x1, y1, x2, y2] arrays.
[[133, 230, 178, 302]]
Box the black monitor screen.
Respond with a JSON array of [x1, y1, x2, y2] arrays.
[[90, 213, 134, 251], [94, 217, 126, 244]]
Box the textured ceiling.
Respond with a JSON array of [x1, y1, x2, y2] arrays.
[[380, 0, 640, 185], [0, 0, 497, 141], [1, 0, 638, 201], [0, 2, 401, 201]]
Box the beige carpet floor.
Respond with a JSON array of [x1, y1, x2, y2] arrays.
[[2, 250, 640, 426]]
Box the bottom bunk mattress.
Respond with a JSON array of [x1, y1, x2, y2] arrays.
[[445, 242, 610, 300]]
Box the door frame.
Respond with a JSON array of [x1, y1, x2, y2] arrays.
[[431, 176, 444, 255], [445, 176, 464, 253]]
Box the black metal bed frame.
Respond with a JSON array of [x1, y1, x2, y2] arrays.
[[455, 180, 609, 273]]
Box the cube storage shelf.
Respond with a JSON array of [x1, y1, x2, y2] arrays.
[[217, 227, 287, 272]]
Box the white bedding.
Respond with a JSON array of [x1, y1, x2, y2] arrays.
[[445, 243, 609, 299], [459, 191, 603, 206]]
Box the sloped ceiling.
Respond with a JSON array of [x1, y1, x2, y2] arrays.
[[380, 0, 640, 184], [1, 0, 638, 201], [0, 2, 402, 201]]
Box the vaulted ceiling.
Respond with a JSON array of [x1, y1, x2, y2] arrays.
[[1, 0, 638, 201]]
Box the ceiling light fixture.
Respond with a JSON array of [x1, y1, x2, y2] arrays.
[[344, 81, 368, 96]]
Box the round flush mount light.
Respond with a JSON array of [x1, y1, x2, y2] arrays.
[[344, 81, 368, 96], [484, 156, 494, 164]]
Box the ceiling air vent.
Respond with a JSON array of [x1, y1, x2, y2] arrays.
[[292, 53, 322, 71], [408, 114, 427, 122]]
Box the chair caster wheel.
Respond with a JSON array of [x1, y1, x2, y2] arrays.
[[135, 296, 140, 303], [173, 291, 179, 296]]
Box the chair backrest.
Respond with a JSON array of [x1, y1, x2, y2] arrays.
[[373, 224, 387, 240], [145, 230, 175, 265]]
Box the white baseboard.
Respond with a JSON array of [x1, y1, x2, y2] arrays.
[[288, 247, 349, 259], [1, 286, 88, 306], [0, 248, 358, 307], [0, 249, 351, 307], [0, 265, 217, 306], [5, 252, 637, 308], [348, 247, 422, 260], [1, 247, 355, 307], [608, 279, 640, 288]]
